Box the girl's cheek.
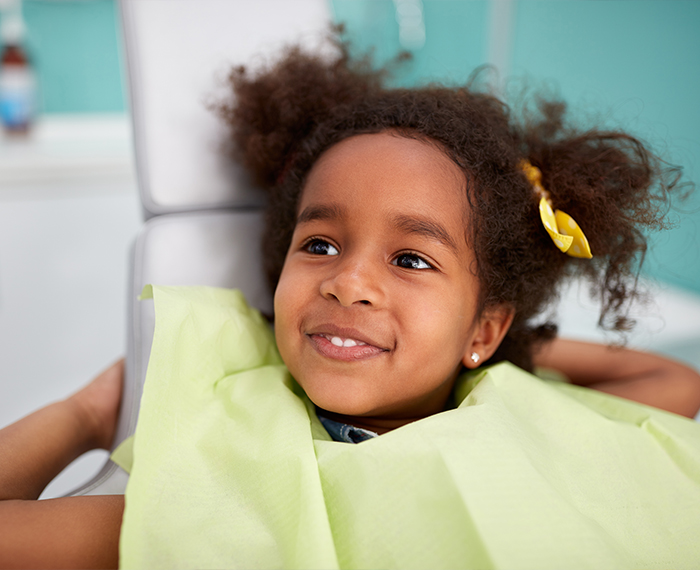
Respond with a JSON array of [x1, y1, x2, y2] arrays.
[[273, 270, 299, 334]]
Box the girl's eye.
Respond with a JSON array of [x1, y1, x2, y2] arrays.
[[305, 239, 339, 256], [393, 253, 432, 270]]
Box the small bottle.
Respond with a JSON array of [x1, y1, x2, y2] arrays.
[[0, 15, 36, 134]]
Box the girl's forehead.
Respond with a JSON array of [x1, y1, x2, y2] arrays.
[[312, 132, 457, 173], [301, 132, 467, 210], [297, 132, 471, 252]]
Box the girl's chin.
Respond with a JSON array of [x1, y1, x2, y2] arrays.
[[300, 383, 389, 418]]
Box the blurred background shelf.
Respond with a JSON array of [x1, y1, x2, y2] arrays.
[[0, 113, 134, 197]]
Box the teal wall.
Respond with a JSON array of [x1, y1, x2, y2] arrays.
[[331, 0, 700, 295], [509, 1, 700, 295], [331, 0, 488, 86], [2, 0, 124, 114]]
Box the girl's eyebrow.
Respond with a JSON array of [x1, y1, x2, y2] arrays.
[[296, 204, 346, 225], [392, 214, 458, 254], [296, 204, 458, 253]]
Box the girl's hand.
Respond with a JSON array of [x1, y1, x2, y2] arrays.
[[67, 359, 124, 451], [0, 360, 126, 568], [534, 339, 700, 418], [0, 359, 124, 502]]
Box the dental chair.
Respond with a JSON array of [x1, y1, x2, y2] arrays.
[[68, 0, 332, 496]]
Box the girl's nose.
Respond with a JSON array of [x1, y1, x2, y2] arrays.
[[320, 255, 384, 307]]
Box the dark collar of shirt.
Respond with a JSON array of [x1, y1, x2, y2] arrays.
[[317, 413, 379, 444]]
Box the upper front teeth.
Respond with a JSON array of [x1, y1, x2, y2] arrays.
[[329, 336, 365, 347]]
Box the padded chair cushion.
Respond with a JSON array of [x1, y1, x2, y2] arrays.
[[121, 0, 330, 215]]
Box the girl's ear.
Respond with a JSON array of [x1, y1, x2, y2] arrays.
[[462, 304, 515, 368]]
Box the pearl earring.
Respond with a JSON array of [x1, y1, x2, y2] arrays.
[[470, 352, 480, 364]]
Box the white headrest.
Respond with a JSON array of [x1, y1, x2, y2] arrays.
[[120, 0, 331, 216]]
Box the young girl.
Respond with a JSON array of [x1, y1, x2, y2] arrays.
[[2, 39, 700, 569]]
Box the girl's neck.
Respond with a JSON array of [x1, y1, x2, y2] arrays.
[[316, 405, 453, 435], [315, 409, 409, 435], [315, 380, 459, 435]]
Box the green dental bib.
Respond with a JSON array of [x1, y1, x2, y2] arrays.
[[117, 285, 700, 569]]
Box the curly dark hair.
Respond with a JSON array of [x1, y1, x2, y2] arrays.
[[215, 36, 682, 371]]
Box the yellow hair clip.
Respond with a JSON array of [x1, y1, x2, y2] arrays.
[[520, 160, 592, 259]]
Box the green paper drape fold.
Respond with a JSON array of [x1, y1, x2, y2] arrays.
[[118, 286, 700, 569]]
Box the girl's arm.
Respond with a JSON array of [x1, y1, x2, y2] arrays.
[[534, 338, 700, 418], [0, 361, 125, 569]]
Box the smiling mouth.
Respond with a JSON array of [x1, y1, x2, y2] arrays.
[[306, 329, 390, 361]]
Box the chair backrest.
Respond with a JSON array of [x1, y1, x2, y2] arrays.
[[120, 0, 331, 217]]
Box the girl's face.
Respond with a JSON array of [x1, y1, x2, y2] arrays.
[[274, 132, 509, 432]]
